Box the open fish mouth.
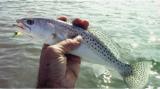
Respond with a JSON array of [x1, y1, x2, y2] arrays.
[[13, 23, 24, 29], [13, 19, 25, 30]]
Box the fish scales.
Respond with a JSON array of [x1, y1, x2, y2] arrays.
[[52, 20, 132, 76], [15, 18, 152, 88]]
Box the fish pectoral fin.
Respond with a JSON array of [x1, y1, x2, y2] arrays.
[[44, 34, 56, 45], [56, 30, 68, 40]]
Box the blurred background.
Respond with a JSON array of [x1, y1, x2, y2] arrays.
[[0, 0, 160, 88]]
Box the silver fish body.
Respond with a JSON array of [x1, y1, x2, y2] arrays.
[[39, 19, 132, 76], [16, 18, 151, 88]]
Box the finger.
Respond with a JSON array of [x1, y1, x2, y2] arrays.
[[41, 43, 50, 51], [37, 44, 52, 88], [66, 54, 81, 78], [57, 16, 67, 22], [40, 44, 50, 60], [57, 36, 82, 53], [72, 18, 89, 30], [38, 45, 68, 88]]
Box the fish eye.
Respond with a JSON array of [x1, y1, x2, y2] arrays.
[[26, 19, 34, 25]]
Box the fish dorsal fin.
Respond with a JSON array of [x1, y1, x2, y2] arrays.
[[89, 28, 128, 64]]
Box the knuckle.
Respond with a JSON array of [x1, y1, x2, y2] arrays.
[[65, 39, 73, 44], [46, 46, 55, 53], [46, 45, 61, 54]]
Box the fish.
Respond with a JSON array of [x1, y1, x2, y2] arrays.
[[15, 18, 152, 88]]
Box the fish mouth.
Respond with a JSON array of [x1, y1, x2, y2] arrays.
[[13, 23, 24, 29], [13, 19, 24, 30]]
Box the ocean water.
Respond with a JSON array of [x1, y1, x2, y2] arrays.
[[0, 0, 160, 88]]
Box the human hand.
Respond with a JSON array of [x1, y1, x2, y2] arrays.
[[37, 16, 89, 88], [37, 36, 82, 88]]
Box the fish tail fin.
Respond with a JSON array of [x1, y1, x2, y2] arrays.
[[121, 61, 152, 88]]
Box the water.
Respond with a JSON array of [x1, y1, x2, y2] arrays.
[[0, 0, 160, 88]]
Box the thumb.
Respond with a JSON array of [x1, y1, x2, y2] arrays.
[[57, 36, 82, 53]]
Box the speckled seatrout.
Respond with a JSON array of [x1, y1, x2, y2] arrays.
[[15, 18, 151, 88]]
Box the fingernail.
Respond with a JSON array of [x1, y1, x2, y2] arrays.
[[58, 16, 67, 22], [75, 35, 83, 42]]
